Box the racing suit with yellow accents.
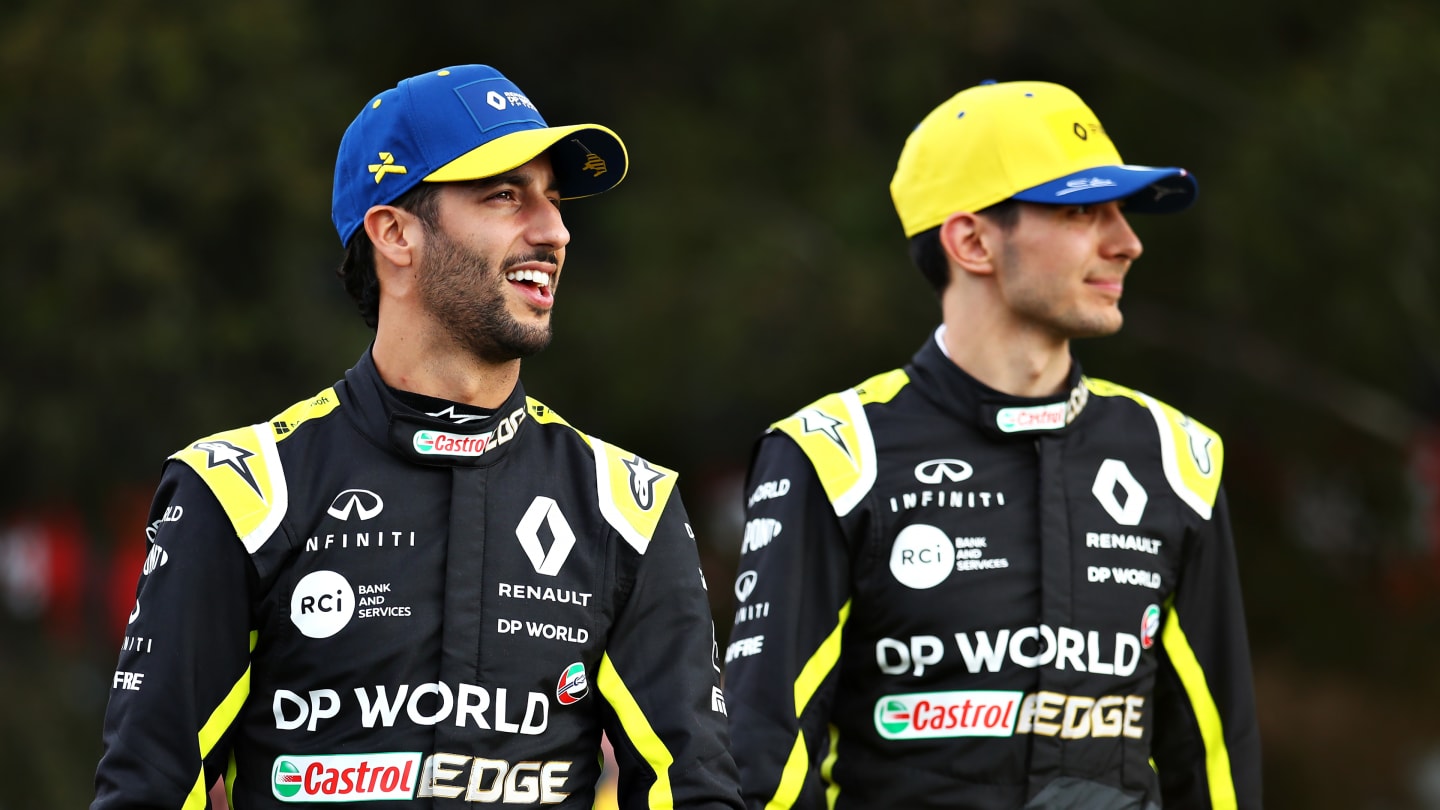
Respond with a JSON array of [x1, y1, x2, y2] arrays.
[[93, 349, 742, 809], [723, 328, 1261, 809]]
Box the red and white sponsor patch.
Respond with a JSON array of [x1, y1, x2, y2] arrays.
[[272, 752, 420, 802]]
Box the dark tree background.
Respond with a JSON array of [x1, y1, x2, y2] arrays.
[[4, 1, 1440, 806]]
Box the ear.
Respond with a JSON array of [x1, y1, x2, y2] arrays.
[[363, 204, 423, 271], [938, 211, 997, 278]]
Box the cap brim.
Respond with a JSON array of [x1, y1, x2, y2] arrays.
[[1012, 165, 1197, 213], [424, 123, 628, 199]]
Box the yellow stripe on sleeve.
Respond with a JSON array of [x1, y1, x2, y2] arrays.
[[1160, 603, 1237, 810], [766, 601, 851, 809], [597, 652, 674, 809], [184, 631, 256, 810], [181, 771, 208, 810], [821, 725, 841, 810], [793, 601, 851, 713]]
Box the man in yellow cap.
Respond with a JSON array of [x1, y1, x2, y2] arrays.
[[94, 65, 742, 809], [723, 80, 1261, 809]]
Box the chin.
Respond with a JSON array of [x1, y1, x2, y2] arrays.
[[1066, 315, 1123, 340]]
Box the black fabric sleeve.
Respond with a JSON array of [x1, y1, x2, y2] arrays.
[[1152, 488, 1264, 809], [723, 435, 853, 810], [92, 461, 255, 810], [600, 491, 744, 810]]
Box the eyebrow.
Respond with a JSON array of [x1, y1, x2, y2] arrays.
[[469, 171, 560, 195]]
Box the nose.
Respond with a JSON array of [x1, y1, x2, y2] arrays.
[[528, 197, 570, 253], [1101, 203, 1143, 262]]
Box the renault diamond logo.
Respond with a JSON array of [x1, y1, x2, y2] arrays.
[[1092, 459, 1148, 526], [327, 489, 384, 521], [516, 496, 576, 576]]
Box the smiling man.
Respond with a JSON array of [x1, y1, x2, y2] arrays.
[[724, 81, 1262, 809], [93, 65, 742, 809]]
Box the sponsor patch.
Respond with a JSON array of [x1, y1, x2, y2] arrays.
[[995, 402, 1068, 433], [272, 752, 421, 802], [327, 489, 384, 521], [741, 518, 782, 554], [874, 690, 1022, 739], [515, 497, 576, 576], [418, 754, 571, 802], [1140, 604, 1161, 649], [290, 570, 355, 639], [734, 570, 758, 602], [889, 524, 954, 589], [412, 408, 525, 458], [1015, 691, 1145, 739], [747, 479, 791, 508], [913, 459, 973, 485], [556, 662, 588, 705], [1092, 459, 1148, 525]]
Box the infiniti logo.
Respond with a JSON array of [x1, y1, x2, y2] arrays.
[[327, 489, 384, 521], [914, 459, 974, 485], [734, 571, 758, 602]]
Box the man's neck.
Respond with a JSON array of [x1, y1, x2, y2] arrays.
[[371, 327, 521, 410], [938, 316, 1072, 398]]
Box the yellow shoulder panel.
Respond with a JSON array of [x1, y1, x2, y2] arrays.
[[1084, 378, 1224, 520], [171, 388, 338, 554], [172, 423, 286, 555], [526, 397, 583, 438], [855, 368, 910, 405], [268, 387, 341, 441], [528, 398, 674, 554], [771, 370, 908, 518], [591, 439, 678, 555]]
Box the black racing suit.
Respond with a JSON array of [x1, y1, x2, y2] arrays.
[[723, 329, 1261, 809], [94, 349, 742, 809]]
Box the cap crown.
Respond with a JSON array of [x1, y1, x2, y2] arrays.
[[891, 81, 1125, 236], [331, 65, 626, 246]]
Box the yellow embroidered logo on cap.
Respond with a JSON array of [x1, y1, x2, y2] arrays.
[[581, 153, 607, 178], [368, 152, 408, 183]]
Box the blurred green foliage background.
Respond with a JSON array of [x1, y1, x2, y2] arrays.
[[4, 1, 1440, 806]]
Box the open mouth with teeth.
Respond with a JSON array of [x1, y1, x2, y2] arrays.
[[505, 268, 555, 308]]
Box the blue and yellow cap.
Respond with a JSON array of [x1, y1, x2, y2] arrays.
[[890, 80, 1196, 237], [332, 65, 628, 246]]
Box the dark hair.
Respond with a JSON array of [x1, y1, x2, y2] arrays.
[[905, 198, 1022, 296], [336, 183, 444, 328]]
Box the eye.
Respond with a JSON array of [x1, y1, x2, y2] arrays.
[[488, 189, 518, 202]]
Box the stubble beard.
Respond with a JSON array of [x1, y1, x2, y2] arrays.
[[999, 242, 1123, 341], [418, 227, 555, 365]]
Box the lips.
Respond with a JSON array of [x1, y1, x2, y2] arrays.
[[1085, 277, 1124, 296], [505, 267, 555, 308]]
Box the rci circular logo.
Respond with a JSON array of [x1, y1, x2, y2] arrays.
[[290, 570, 355, 639], [1140, 603, 1162, 649], [273, 759, 302, 798], [889, 524, 954, 589]]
